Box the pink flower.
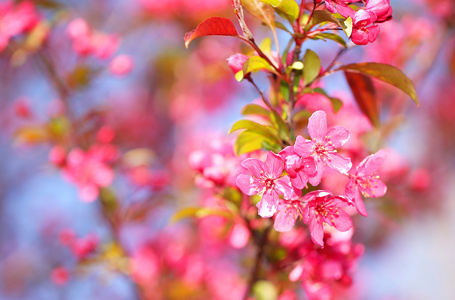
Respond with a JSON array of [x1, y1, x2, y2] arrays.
[[273, 197, 305, 232], [302, 191, 353, 247], [366, 0, 392, 23], [279, 146, 317, 189], [63, 146, 116, 202], [294, 110, 351, 185], [236, 151, 294, 217], [110, 55, 134, 76], [226, 53, 248, 74], [51, 266, 70, 285], [351, 10, 380, 45], [345, 150, 387, 216], [324, 0, 357, 18]]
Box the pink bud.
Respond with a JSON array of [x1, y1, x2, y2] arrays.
[[226, 53, 248, 74], [49, 146, 66, 167], [59, 229, 75, 246], [109, 55, 134, 76], [51, 266, 70, 285]]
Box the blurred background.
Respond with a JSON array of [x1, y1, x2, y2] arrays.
[[0, 0, 454, 299]]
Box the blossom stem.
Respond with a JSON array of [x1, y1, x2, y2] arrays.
[[243, 224, 272, 300]]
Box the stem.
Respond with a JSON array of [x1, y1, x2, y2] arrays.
[[238, 36, 283, 76], [287, 44, 302, 139], [243, 225, 272, 300]]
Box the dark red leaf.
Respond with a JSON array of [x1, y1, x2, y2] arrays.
[[184, 17, 240, 48], [344, 71, 380, 128]]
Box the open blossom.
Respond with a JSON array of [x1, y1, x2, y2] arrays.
[[236, 151, 294, 218], [302, 191, 353, 247], [294, 110, 351, 185], [345, 150, 387, 216], [279, 146, 317, 189], [351, 9, 380, 45]]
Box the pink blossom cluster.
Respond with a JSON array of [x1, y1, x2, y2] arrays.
[[236, 110, 387, 247], [58, 229, 99, 260], [281, 228, 364, 300], [325, 0, 393, 45], [0, 1, 40, 52], [66, 18, 120, 59], [189, 140, 246, 189], [50, 142, 118, 202]]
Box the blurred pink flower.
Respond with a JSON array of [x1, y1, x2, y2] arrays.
[[345, 150, 387, 216], [50, 266, 70, 285], [110, 55, 134, 76]]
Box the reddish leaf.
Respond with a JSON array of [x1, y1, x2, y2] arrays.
[[344, 71, 380, 128], [184, 17, 240, 48]]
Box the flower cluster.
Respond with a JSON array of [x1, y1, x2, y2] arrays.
[[0, 1, 40, 52], [237, 110, 387, 247], [325, 0, 393, 45]]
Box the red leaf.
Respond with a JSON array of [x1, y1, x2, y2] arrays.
[[344, 71, 380, 128], [184, 17, 240, 48]]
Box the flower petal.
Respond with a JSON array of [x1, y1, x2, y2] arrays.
[[275, 176, 294, 199], [294, 136, 314, 158], [354, 188, 368, 217], [326, 153, 352, 173], [241, 158, 266, 178], [274, 207, 298, 232], [309, 216, 324, 247], [256, 192, 278, 218], [236, 174, 258, 196], [326, 126, 350, 148], [308, 110, 327, 140], [358, 149, 387, 176], [265, 151, 284, 177], [361, 178, 387, 198], [332, 210, 353, 232]]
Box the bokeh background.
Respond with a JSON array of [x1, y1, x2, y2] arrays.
[[0, 0, 454, 299]]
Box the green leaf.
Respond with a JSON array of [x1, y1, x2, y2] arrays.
[[260, 0, 299, 21], [275, 21, 291, 33], [241, 104, 271, 119], [329, 97, 343, 113], [242, 0, 276, 30], [252, 281, 278, 300], [292, 109, 311, 122], [171, 207, 232, 223], [341, 16, 353, 38], [312, 33, 347, 48], [259, 37, 273, 57], [291, 61, 304, 70], [236, 56, 273, 81], [229, 119, 277, 139], [234, 130, 273, 155], [335, 63, 419, 106], [306, 10, 352, 38], [269, 110, 290, 141], [303, 49, 321, 85]]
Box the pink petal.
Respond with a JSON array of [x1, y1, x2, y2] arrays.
[[265, 151, 284, 177], [257, 192, 278, 218], [367, 24, 380, 43], [236, 174, 258, 196], [275, 176, 294, 199], [332, 210, 353, 232], [361, 178, 387, 198], [345, 177, 356, 199], [229, 223, 250, 249], [294, 136, 314, 158], [274, 207, 298, 232], [309, 217, 324, 247], [326, 153, 352, 173], [354, 188, 368, 216], [79, 184, 99, 202], [308, 162, 324, 186], [290, 171, 308, 189], [308, 110, 327, 140], [302, 157, 317, 176], [326, 126, 350, 148], [241, 158, 266, 178], [357, 149, 387, 176]]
